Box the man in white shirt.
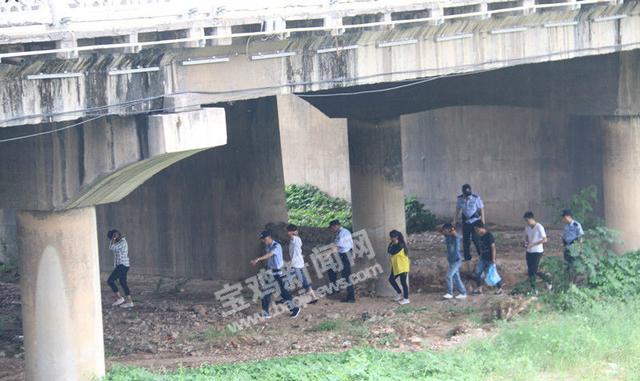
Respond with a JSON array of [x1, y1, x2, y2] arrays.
[[287, 224, 318, 304], [328, 219, 355, 303], [523, 211, 552, 294]]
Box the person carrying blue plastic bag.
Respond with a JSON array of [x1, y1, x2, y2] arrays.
[[472, 221, 504, 295], [485, 264, 502, 287]]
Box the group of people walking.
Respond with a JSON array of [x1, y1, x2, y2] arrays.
[[104, 183, 585, 319]]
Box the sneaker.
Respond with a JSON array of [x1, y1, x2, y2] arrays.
[[443, 293, 454, 299], [393, 294, 403, 302], [455, 294, 468, 300], [260, 311, 272, 319], [398, 299, 410, 305], [111, 297, 125, 307], [120, 302, 134, 308], [290, 307, 301, 318], [495, 289, 504, 296]]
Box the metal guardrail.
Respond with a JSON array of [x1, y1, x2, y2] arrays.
[[0, 0, 622, 61]]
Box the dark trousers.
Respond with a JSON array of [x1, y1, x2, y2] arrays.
[[327, 251, 355, 301], [462, 222, 480, 261], [107, 264, 130, 296], [564, 244, 576, 282], [389, 272, 409, 299], [261, 272, 295, 313], [526, 252, 550, 288]]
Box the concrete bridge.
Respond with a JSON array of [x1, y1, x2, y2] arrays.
[[1, 0, 640, 380]]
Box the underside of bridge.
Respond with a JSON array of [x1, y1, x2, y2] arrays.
[[2, 3, 640, 380]]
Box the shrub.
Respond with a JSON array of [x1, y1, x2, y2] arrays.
[[405, 196, 437, 234], [285, 186, 438, 234], [542, 226, 640, 311], [285, 184, 352, 230], [545, 185, 603, 230]]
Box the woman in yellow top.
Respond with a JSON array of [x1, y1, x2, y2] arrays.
[[388, 230, 410, 305]]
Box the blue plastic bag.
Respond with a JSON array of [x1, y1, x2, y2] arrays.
[[485, 264, 502, 287]]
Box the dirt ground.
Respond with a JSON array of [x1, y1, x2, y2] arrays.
[[0, 226, 565, 380]]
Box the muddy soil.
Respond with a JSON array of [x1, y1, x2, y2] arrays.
[[0, 227, 564, 380]]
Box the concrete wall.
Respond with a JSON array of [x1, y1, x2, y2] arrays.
[[96, 97, 288, 280], [401, 106, 604, 225], [277, 95, 351, 201]]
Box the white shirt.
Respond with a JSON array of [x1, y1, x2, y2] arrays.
[[335, 227, 353, 253], [525, 223, 546, 253], [289, 236, 305, 269]]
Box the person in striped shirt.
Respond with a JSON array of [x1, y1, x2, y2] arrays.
[[107, 229, 134, 308]]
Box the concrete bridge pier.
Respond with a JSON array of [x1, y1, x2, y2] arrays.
[[17, 207, 104, 381], [602, 116, 640, 252], [348, 117, 406, 296], [0, 106, 229, 380]]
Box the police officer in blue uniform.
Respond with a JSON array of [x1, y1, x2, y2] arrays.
[[453, 184, 485, 261], [561, 209, 584, 280]]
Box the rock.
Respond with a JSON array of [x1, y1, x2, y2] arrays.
[[326, 313, 341, 320], [409, 336, 422, 347], [192, 305, 207, 316], [447, 325, 468, 338], [291, 343, 301, 350], [342, 340, 352, 348], [145, 344, 158, 354]]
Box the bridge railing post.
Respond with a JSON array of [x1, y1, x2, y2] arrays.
[[429, 7, 445, 25], [522, 0, 536, 14]]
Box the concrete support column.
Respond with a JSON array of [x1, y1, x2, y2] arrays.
[[18, 207, 104, 381], [602, 116, 640, 252], [348, 118, 406, 296]]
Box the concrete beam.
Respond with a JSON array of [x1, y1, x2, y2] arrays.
[[0, 108, 227, 211], [18, 206, 104, 381], [348, 117, 406, 296], [2, 3, 640, 126]]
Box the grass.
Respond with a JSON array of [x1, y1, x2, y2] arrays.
[[191, 327, 237, 342], [308, 319, 345, 332], [104, 301, 640, 381], [395, 305, 429, 314], [307, 318, 370, 339]]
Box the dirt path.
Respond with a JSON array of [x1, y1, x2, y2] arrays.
[[0, 227, 564, 380]]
